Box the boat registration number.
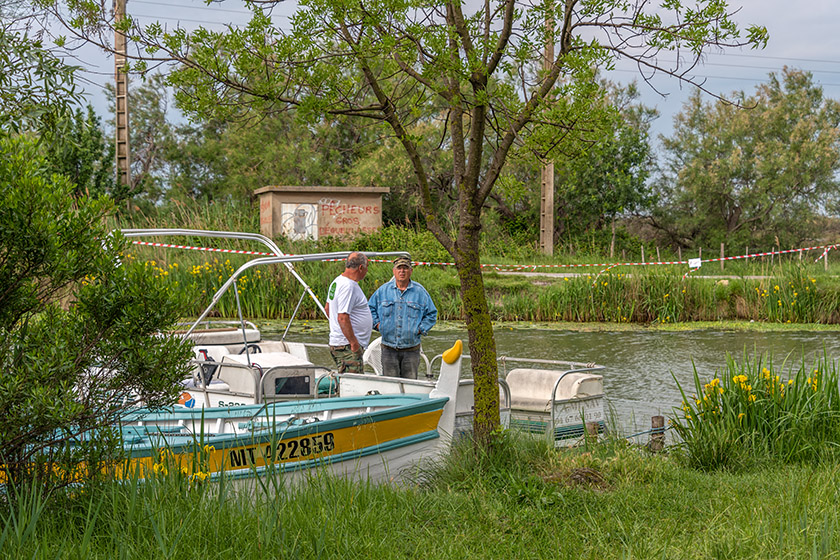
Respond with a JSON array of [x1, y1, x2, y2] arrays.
[[228, 433, 336, 467], [266, 432, 336, 462]]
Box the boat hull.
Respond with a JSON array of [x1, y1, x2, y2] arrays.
[[119, 394, 450, 485]]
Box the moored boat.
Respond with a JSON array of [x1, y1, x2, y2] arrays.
[[118, 340, 464, 485], [123, 229, 605, 445]]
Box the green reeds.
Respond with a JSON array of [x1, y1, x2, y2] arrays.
[[671, 351, 840, 470], [117, 218, 840, 324]]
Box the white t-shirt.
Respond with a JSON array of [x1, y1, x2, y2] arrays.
[[326, 274, 372, 348]]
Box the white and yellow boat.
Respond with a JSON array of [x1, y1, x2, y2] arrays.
[[119, 340, 463, 485]]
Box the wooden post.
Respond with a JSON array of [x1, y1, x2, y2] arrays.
[[649, 415, 665, 453], [114, 0, 131, 208], [538, 9, 554, 256], [641, 245, 645, 263], [677, 246, 682, 261], [826, 249, 829, 271], [720, 242, 725, 271], [585, 422, 599, 438], [656, 246, 661, 262]]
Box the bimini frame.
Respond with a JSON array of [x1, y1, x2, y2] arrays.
[[120, 229, 407, 361]]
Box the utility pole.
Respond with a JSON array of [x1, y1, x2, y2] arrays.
[[114, 0, 131, 209], [539, 11, 555, 255]]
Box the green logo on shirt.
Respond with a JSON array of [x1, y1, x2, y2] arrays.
[[328, 281, 336, 300]]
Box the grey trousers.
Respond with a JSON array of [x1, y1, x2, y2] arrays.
[[381, 344, 421, 379]]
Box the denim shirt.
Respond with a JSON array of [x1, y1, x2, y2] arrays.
[[368, 279, 437, 349]]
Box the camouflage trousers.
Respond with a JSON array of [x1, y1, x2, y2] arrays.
[[329, 344, 364, 374]]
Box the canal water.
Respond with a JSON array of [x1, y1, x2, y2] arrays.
[[266, 321, 840, 442]]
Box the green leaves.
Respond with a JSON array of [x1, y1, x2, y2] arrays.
[[0, 29, 81, 135], [656, 68, 840, 249], [0, 135, 191, 489]]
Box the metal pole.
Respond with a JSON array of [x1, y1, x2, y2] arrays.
[[233, 279, 252, 367]]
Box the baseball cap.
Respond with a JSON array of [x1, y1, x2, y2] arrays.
[[393, 255, 413, 269]]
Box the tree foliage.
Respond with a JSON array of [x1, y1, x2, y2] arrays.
[[0, 36, 191, 489], [653, 68, 840, 249], [55, 0, 767, 443], [0, 27, 79, 134], [41, 104, 116, 199]]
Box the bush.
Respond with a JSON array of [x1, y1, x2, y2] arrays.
[[0, 135, 192, 491], [671, 351, 840, 470]]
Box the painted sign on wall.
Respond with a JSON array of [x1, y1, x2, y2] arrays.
[[280, 203, 318, 241]]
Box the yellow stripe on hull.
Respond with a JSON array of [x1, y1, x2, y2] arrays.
[[122, 409, 443, 480]]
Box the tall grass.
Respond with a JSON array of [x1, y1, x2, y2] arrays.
[[671, 351, 840, 471], [113, 203, 840, 323], [8, 431, 840, 558], [124, 241, 840, 324]]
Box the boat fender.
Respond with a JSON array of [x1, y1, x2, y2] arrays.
[[197, 349, 219, 386], [442, 340, 463, 364]]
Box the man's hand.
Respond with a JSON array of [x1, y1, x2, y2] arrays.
[[337, 313, 360, 352]]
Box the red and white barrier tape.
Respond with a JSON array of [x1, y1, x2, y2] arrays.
[[130, 240, 837, 273]]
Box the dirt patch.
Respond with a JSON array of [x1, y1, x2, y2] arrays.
[[545, 467, 612, 491]]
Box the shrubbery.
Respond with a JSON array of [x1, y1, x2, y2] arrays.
[[672, 352, 840, 470]]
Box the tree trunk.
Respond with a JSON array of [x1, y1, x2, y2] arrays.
[[455, 223, 500, 444]]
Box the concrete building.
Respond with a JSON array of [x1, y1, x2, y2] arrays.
[[255, 186, 390, 240]]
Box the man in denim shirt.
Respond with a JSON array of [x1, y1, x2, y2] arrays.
[[368, 255, 437, 379]]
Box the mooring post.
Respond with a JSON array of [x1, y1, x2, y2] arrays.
[[649, 415, 665, 453]]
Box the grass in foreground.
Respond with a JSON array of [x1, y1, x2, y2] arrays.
[[4, 432, 840, 559]]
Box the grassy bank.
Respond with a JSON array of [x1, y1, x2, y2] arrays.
[[6, 351, 840, 559], [126, 238, 840, 324], [4, 434, 840, 559]]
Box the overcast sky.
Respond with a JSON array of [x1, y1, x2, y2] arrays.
[[54, 0, 840, 151]]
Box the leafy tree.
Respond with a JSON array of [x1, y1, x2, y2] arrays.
[[652, 68, 840, 249], [0, 36, 191, 489], [554, 84, 656, 248], [0, 28, 79, 134], [56, 0, 767, 443], [489, 82, 656, 252], [0, 134, 192, 488], [114, 75, 388, 206], [41, 104, 116, 199]]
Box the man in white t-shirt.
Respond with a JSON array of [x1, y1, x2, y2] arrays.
[[325, 252, 372, 373]]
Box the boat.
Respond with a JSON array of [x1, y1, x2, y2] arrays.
[[505, 363, 606, 445], [115, 340, 464, 485], [122, 228, 605, 446]]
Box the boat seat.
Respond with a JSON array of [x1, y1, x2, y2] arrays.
[[182, 327, 260, 346], [506, 368, 603, 412], [192, 346, 230, 385], [193, 345, 230, 362], [237, 340, 310, 362], [217, 352, 317, 398], [363, 337, 384, 375]]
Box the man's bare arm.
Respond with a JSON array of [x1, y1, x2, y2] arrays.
[[337, 313, 360, 352]]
